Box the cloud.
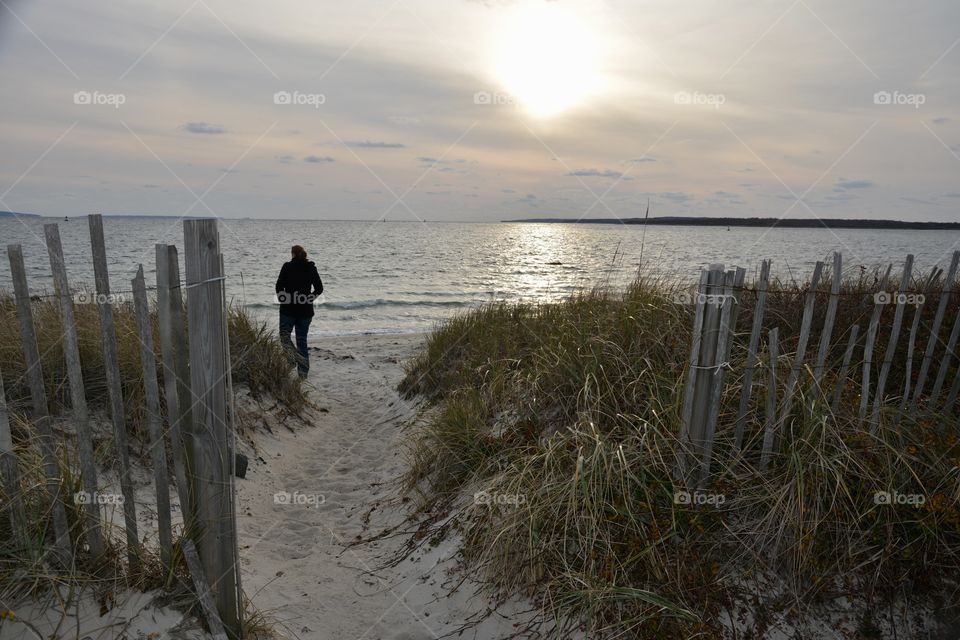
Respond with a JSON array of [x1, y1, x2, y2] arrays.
[[567, 168, 626, 179], [276, 155, 295, 164], [416, 156, 439, 163], [387, 115, 420, 125], [346, 140, 405, 148], [659, 191, 692, 203], [834, 179, 875, 191], [900, 196, 937, 206], [627, 157, 657, 164], [932, 117, 952, 125], [304, 155, 336, 163], [183, 122, 226, 134]]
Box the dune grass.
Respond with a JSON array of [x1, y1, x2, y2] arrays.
[[399, 269, 960, 637], [0, 293, 309, 431]]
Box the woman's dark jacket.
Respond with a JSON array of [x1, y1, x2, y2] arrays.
[[275, 258, 324, 318]]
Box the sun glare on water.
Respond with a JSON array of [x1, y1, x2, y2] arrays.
[[491, 3, 605, 117]]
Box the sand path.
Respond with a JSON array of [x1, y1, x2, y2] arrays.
[[236, 333, 524, 640]]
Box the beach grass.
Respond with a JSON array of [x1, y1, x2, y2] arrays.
[[399, 270, 960, 637], [0, 293, 309, 432]]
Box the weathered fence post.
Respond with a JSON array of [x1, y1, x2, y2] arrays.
[[700, 267, 745, 485], [871, 255, 914, 429], [859, 264, 893, 425], [734, 260, 770, 451], [132, 265, 173, 570], [183, 219, 242, 639], [88, 214, 140, 570], [182, 538, 230, 640], [156, 244, 196, 527], [831, 325, 861, 414], [759, 328, 779, 472], [219, 254, 244, 624], [813, 252, 843, 387], [678, 269, 709, 481], [7, 244, 73, 567], [44, 223, 105, 561], [900, 267, 938, 415], [777, 261, 823, 440], [689, 265, 725, 459], [913, 251, 960, 407], [931, 311, 960, 406], [0, 364, 27, 549]]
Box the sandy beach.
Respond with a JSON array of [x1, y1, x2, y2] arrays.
[[232, 332, 527, 640]]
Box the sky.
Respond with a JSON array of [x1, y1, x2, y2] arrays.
[[0, 0, 958, 222]]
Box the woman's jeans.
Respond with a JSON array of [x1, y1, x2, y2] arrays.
[[279, 313, 312, 377]]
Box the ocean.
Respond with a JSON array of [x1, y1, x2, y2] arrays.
[[2, 216, 959, 336]]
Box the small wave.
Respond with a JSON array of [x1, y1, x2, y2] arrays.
[[309, 326, 429, 338], [322, 298, 472, 310], [243, 298, 473, 311]]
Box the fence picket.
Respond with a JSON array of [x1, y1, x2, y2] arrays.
[[690, 265, 725, 458], [777, 261, 823, 439], [132, 265, 173, 569], [859, 264, 893, 424], [871, 256, 914, 429], [88, 214, 140, 570], [156, 244, 196, 528], [181, 539, 230, 640], [0, 363, 27, 548], [699, 268, 744, 485], [831, 325, 861, 414], [6, 244, 73, 567], [759, 328, 779, 472], [813, 252, 843, 386], [734, 261, 770, 451], [44, 223, 105, 561], [913, 251, 960, 406], [183, 219, 241, 638], [900, 267, 938, 414]]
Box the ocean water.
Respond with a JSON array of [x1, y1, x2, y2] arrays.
[[1, 216, 959, 336]]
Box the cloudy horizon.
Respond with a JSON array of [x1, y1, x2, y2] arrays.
[[1, 0, 959, 222]]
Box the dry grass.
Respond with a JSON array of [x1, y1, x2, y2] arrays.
[[399, 268, 960, 637]]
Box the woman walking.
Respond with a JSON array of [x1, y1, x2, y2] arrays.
[[275, 244, 324, 378]]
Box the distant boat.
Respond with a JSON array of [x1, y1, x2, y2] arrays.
[[64, 216, 69, 222]]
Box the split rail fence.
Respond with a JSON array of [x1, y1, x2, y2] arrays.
[[0, 215, 242, 639], [679, 251, 960, 488]]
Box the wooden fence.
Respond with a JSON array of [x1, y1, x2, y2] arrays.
[[679, 251, 960, 488], [0, 215, 242, 639]]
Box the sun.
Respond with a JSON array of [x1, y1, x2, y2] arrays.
[[491, 3, 604, 117]]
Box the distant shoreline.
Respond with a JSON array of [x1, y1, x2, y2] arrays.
[[503, 216, 960, 230]]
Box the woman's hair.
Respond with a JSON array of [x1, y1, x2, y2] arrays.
[[291, 244, 307, 260]]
